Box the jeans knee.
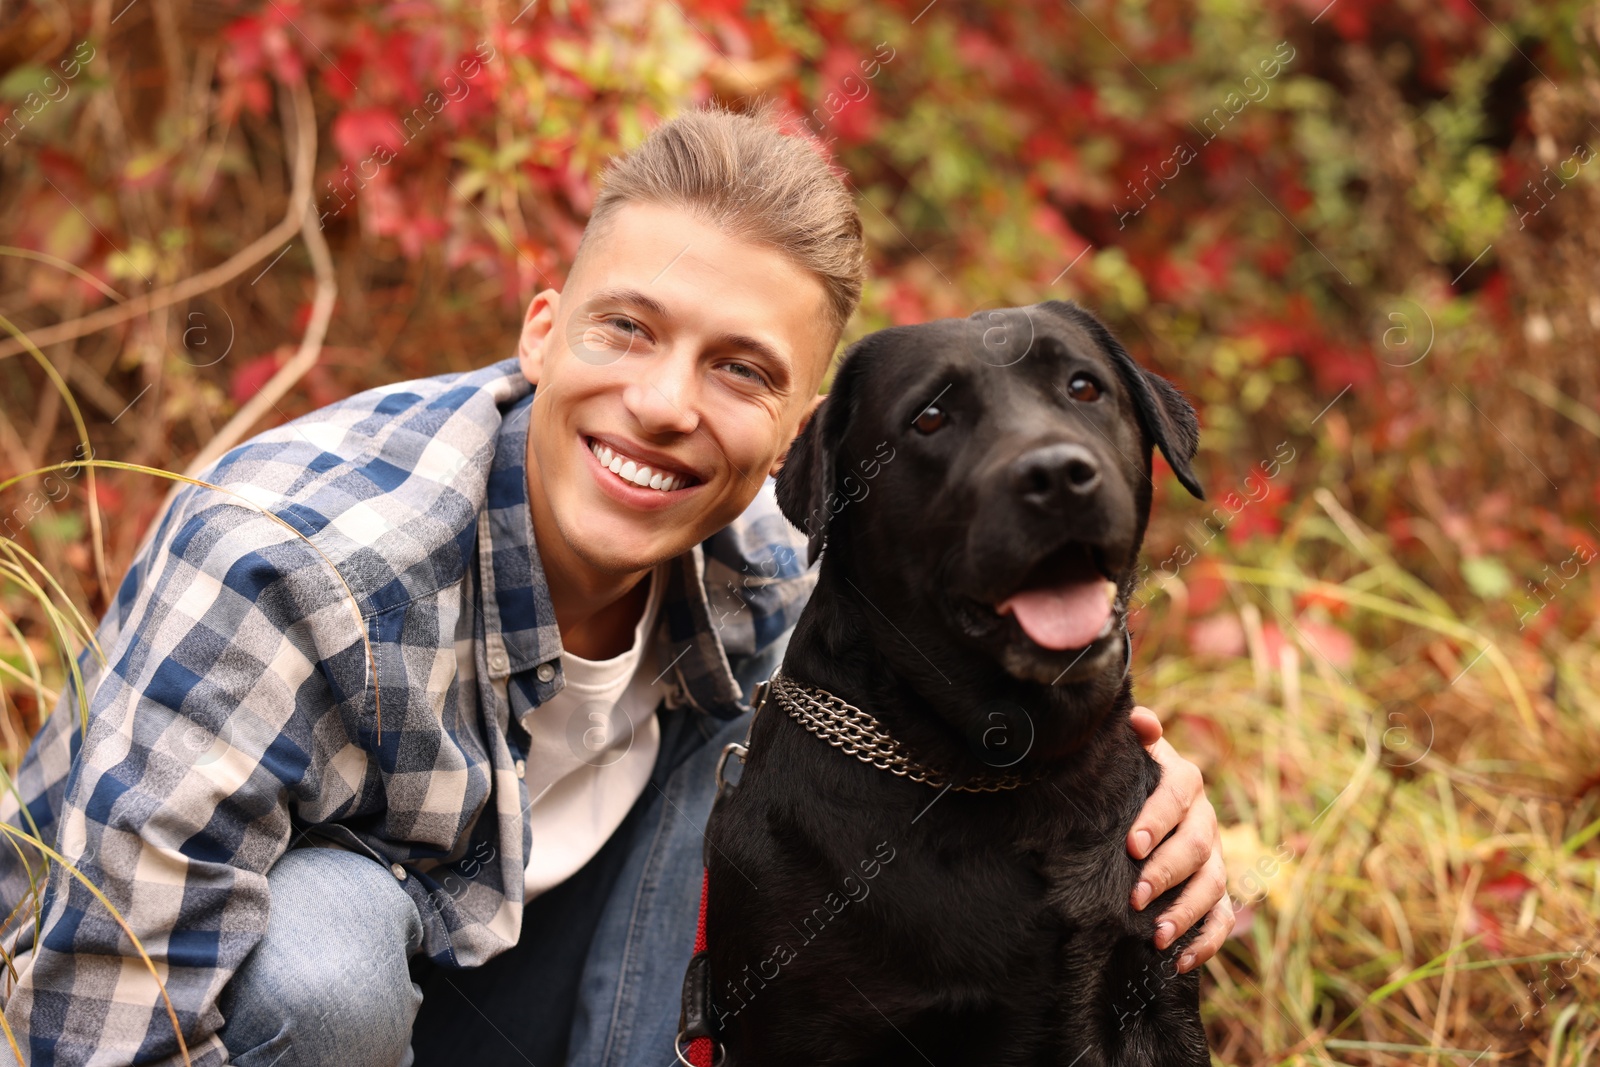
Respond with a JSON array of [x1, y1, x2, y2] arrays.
[[223, 977, 421, 1067], [246, 939, 417, 1028], [221, 847, 424, 1067]]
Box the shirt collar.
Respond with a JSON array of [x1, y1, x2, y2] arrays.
[[478, 391, 748, 716], [478, 392, 563, 689]]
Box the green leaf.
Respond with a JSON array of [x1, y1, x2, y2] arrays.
[[30, 513, 84, 544], [1460, 557, 1512, 599], [0, 65, 53, 100]]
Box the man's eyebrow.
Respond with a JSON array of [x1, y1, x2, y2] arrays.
[[586, 287, 672, 321], [585, 286, 793, 385]]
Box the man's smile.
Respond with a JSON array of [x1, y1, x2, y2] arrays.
[[582, 433, 707, 506]]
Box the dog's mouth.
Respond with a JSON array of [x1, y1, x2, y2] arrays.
[[993, 542, 1120, 652]]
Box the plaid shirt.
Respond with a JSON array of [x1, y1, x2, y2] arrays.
[[0, 358, 814, 1066]]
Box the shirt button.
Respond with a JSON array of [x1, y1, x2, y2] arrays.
[[488, 649, 508, 672], [536, 663, 555, 683], [514, 759, 526, 780], [390, 863, 407, 881]]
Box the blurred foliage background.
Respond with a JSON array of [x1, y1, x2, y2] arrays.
[[1, 0, 1597, 1063]]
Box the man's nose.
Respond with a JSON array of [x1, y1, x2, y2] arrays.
[[1008, 442, 1102, 511], [623, 349, 700, 436]]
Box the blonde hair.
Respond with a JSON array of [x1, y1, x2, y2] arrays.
[[574, 101, 865, 342]]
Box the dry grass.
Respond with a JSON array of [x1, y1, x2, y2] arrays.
[[1134, 504, 1600, 1066]]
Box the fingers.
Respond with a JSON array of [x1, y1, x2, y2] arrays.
[[1127, 705, 1164, 748], [1125, 737, 1203, 862], [1141, 811, 1226, 955], [1130, 777, 1215, 912], [1168, 863, 1236, 973]]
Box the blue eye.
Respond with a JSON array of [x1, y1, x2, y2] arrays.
[[723, 361, 766, 385]]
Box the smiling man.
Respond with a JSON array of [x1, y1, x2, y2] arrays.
[[0, 105, 1231, 1067]]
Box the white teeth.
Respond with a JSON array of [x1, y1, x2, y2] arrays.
[[588, 438, 689, 494]]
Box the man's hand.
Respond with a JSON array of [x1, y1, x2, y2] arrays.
[[1125, 706, 1234, 974]]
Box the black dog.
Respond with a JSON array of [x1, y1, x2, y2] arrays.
[[697, 301, 1211, 1066]]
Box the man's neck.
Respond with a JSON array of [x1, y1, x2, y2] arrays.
[[524, 436, 656, 661], [550, 564, 653, 661]]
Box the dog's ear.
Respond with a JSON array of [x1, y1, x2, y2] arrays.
[[775, 350, 865, 565], [1037, 300, 1205, 500], [774, 398, 839, 566]]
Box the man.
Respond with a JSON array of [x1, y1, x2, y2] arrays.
[[0, 104, 1232, 1066]]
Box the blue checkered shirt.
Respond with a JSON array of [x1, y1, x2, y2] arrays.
[[0, 358, 814, 1065]]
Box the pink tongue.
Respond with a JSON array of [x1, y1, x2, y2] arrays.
[[997, 580, 1112, 651]]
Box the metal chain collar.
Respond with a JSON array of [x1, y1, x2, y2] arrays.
[[762, 670, 1047, 793]]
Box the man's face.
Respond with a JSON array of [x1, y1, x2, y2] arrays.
[[518, 201, 836, 576]]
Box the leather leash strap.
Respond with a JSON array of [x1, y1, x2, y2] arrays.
[[682, 868, 715, 1066], [675, 681, 767, 1066]]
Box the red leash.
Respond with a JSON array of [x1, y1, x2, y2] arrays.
[[686, 867, 714, 1066], [675, 865, 720, 1065], [679, 686, 766, 1066]]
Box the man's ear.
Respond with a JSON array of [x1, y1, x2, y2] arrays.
[[518, 289, 560, 386], [1037, 300, 1205, 500], [774, 349, 867, 565]]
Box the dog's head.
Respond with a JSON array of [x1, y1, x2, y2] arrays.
[[776, 300, 1202, 737]]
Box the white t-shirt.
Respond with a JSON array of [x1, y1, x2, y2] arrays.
[[520, 562, 671, 902]]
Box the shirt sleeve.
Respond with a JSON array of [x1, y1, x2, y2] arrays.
[[3, 496, 372, 1067]]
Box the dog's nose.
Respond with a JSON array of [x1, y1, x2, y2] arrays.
[[1010, 443, 1101, 509]]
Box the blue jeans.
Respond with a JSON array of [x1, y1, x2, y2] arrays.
[[220, 651, 773, 1067]]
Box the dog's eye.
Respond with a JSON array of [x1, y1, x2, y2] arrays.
[[1067, 375, 1102, 402], [913, 404, 947, 434]]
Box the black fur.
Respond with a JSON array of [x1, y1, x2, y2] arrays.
[[704, 301, 1210, 1066]]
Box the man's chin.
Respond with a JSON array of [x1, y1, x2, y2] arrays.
[[551, 509, 672, 574]]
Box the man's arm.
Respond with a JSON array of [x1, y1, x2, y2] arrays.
[[4, 499, 370, 1067], [1126, 706, 1235, 974]]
